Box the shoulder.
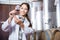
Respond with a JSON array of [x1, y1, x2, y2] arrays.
[[24, 17, 30, 24], [25, 17, 29, 22]]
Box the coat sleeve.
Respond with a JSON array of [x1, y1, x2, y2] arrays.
[[1, 20, 11, 32], [1, 18, 16, 32]]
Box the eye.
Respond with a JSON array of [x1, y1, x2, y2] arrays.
[[20, 6, 28, 11], [20, 7, 23, 9]]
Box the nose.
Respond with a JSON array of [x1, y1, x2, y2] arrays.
[[21, 9, 25, 12]]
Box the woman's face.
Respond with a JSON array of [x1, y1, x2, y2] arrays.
[[19, 4, 28, 16]]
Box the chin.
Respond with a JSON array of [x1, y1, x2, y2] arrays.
[[22, 15, 25, 16], [20, 13, 26, 16]]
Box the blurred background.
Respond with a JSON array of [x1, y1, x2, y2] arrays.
[[0, 0, 60, 40]]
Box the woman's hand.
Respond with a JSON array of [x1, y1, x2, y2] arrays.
[[9, 10, 17, 18], [8, 10, 17, 24], [14, 16, 24, 29]]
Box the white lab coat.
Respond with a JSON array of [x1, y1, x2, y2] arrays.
[[1, 15, 33, 40]]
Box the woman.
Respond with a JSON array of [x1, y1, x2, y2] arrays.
[[1, 3, 33, 40]]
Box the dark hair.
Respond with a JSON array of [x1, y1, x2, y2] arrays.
[[20, 3, 32, 27], [20, 3, 30, 11]]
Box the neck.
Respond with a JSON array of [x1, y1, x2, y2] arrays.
[[19, 14, 26, 18]]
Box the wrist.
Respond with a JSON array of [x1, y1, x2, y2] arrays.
[[8, 17, 13, 24]]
